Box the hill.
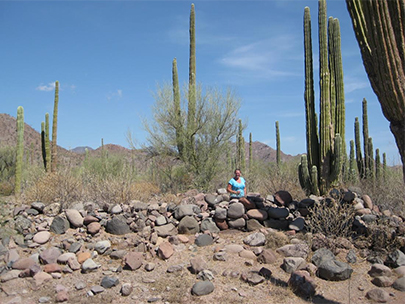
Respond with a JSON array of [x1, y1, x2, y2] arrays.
[[0, 113, 298, 165]]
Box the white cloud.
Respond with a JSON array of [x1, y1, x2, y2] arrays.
[[36, 82, 56, 92], [107, 89, 123, 101], [219, 36, 302, 80]]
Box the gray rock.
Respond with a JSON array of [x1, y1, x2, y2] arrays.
[[282, 257, 307, 274], [14, 215, 32, 234], [195, 234, 213, 247], [155, 215, 167, 226], [366, 288, 389, 303], [227, 202, 245, 219], [200, 218, 220, 234], [69, 242, 82, 253], [100, 276, 119, 288], [243, 232, 266, 247], [227, 217, 246, 229], [90, 285, 105, 294], [105, 216, 131, 235], [392, 276, 405, 291], [95, 240, 111, 254], [43, 203, 61, 216], [154, 223, 178, 237], [189, 256, 207, 274], [167, 265, 183, 273], [371, 276, 394, 287], [121, 283, 133, 296], [178, 216, 200, 234], [205, 194, 222, 207], [82, 258, 100, 272], [39, 247, 62, 264], [368, 264, 392, 278], [263, 218, 289, 230], [65, 209, 84, 227], [288, 270, 317, 298], [174, 205, 196, 220], [288, 217, 305, 231], [75, 281, 87, 290], [197, 270, 215, 281], [346, 249, 357, 264], [311, 248, 335, 267], [267, 207, 289, 219], [386, 249, 405, 268], [241, 271, 265, 285], [214, 207, 227, 220], [317, 259, 353, 281], [213, 252, 227, 261], [26, 208, 39, 216], [50, 216, 70, 234], [191, 281, 214, 296], [276, 243, 309, 259]]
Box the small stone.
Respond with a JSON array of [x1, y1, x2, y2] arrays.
[[77, 251, 91, 264], [90, 285, 105, 294], [101, 276, 119, 288], [65, 209, 84, 227], [157, 242, 174, 260], [195, 234, 213, 247], [366, 288, 390, 303], [191, 281, 215, 296], [75, 281, 87, 290], [55, 290, 69, 302], [121, 283, 133, 296], [33, 231, 51, 244]]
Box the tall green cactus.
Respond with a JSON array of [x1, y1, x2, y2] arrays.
[[300, 0, 346, 194], [354, 117, 364, 178], [187, 3, 196, 165], [172, 58, 184, 160], [362, 98, 370, 177], [51, 81, 59, 173], [368, 137, 374, 181], [15, 106, 24, 196], [349, 140, 357, 182], [237, 119, 245, 172], [249, 132, 252, 170], [383, 152, 387, 182], [276, 121, 281, 167], [45, 113, 50, 172], [346, 0, 405, 183], [41, 121, 46, 169], [375, 148, 381, 182]]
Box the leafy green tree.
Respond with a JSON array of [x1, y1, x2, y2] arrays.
[[144, 84, 241, 190]]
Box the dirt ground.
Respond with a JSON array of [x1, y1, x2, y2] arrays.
[[1, 227, 405, 304]]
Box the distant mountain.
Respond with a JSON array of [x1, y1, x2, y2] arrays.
[[70, 146, 94, 154], [0, 112, 299, 165]]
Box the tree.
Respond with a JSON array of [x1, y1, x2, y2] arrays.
[[346, 0, 405, 182], [144, 84, 241, 190]]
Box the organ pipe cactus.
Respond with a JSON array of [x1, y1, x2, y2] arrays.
[[354, 117, 364, 178], [172, 58, 184, 160], [300, 0, 346, 194], [187, 3, 196, 165], [362, 98, 370, 176], [346, 0, 405, 183], [276, 121, 281, 167], [249, 132, 252, 170], [375, 148, 381, 182], [41, 121, 46, 169], [51, 81, 59, 173], [15, 106, 24, 196]]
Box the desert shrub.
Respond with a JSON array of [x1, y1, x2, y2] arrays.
[[357, 165, 405, 217], [23, 168, 83, 207], [306, 200, 356, 238], [265, 230, 290, 249]]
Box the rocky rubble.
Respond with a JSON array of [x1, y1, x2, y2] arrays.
[[0, 188, 405, 303]]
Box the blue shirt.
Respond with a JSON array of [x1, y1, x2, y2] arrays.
[[228, 177, 246, 197]]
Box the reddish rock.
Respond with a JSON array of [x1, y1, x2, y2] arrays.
[[76, 252, 91, 264], [158, 242, 174, 260], [274, 191, 293, 206], [44, 263, 62, 273], [123, 252, 143, 270], [239, 197, 256, 210], [56, 290, 69, 302], [33, 271, 53, 285], [83, 215, 99, 226], [215, 218, 228, 230], [12, 258, 37, 270], [257, 249, 278, 264], [87, 222, 101, 235], [246, 209, 268, 221]]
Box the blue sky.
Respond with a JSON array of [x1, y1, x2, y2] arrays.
[[0, 0, 401, 165]]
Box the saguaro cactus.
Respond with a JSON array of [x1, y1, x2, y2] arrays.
[[346, 0, 405, 182], [354, 117, 364, 178], [51, 81, 59, 173], [172, 58, 184, 160], [249, 132, 252, 170], [276, 121, 281, 167], [237, 119, 245, 172], [187, 3, 196, 165], [41, 121, 46, 169], [15, 106, 24, 196], [300, 0, 346, 194]]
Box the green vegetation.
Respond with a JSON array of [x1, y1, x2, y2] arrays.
[[346, 0, 405, 183], [51, 81, 59, 173], [14, 106, 24, 197]]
